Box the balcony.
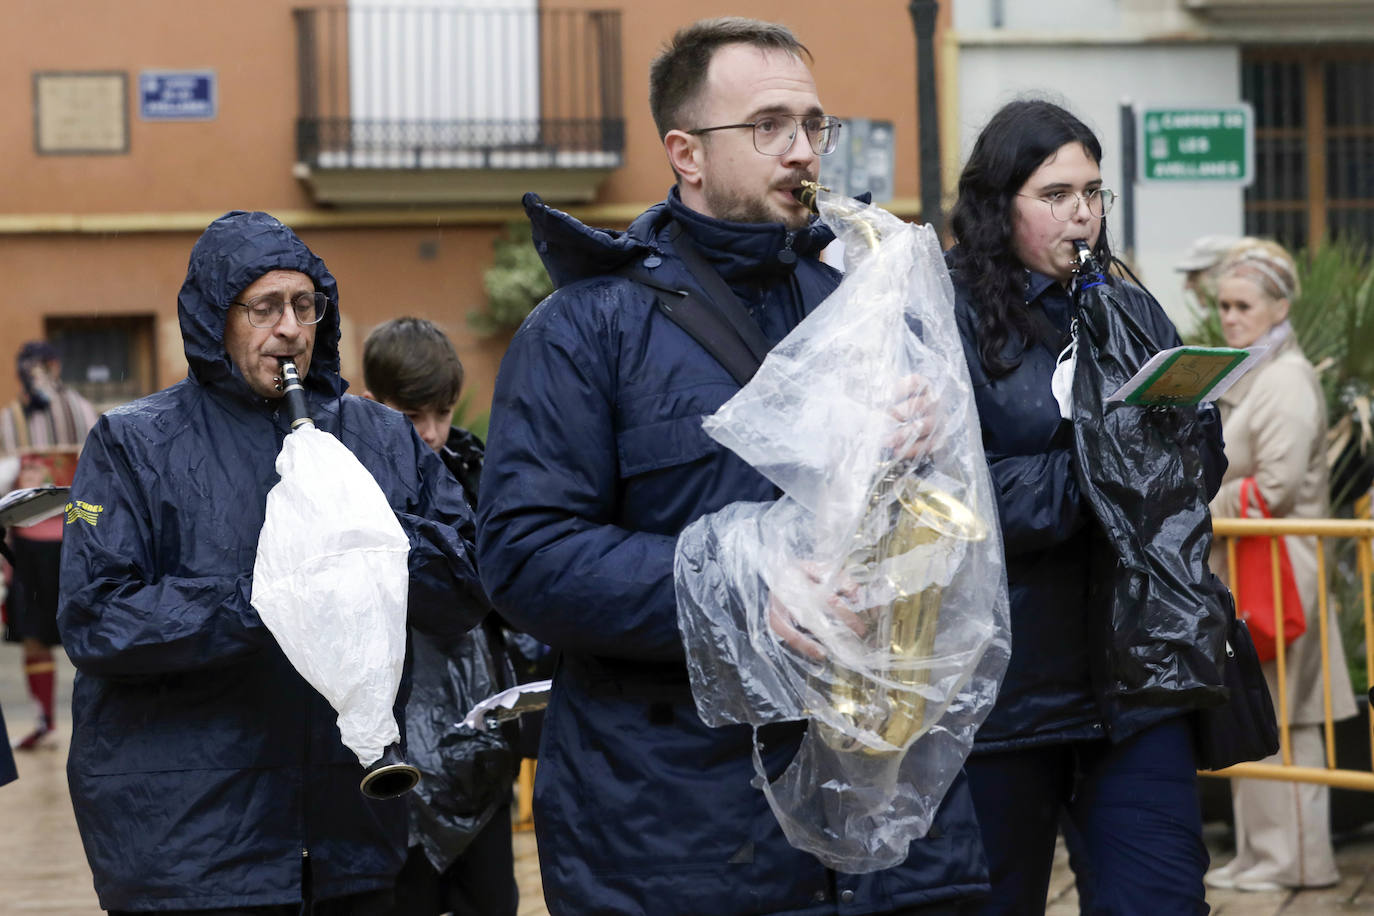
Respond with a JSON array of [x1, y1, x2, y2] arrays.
[[1184, 0, 1374, 24], [293, 5, 624, 207]]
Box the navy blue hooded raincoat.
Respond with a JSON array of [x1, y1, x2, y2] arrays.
[[477, 190, 989, 916], [58, 211, 485, 912]]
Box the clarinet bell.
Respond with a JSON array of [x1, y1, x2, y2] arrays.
[[358, 743, 420, 799]]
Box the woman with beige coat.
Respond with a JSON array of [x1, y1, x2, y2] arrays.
[[1205, 239, 1358, 892]]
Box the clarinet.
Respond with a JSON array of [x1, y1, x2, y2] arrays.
[[270, 357, 421, 798], [275, 359, 314, 429]]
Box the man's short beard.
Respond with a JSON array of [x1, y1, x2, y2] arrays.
[[704, 182, 810, 230]]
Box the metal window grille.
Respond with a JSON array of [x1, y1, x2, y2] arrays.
[[44, 315, 157, 410], [1244, 47, 1374, 249]]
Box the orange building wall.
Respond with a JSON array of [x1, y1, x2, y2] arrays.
[[596, 0, 943, 206], [0, 0, 312, 214], [0, 0, 947, 411], [0, 226, 509, 410]]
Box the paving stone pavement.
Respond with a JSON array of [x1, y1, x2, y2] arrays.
[[3, 645, 1371, 915]]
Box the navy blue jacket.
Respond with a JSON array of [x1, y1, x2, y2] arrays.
[[57, 211, 485, 911], [951, 262, 1226, 750], [477, 190, 989, 915]]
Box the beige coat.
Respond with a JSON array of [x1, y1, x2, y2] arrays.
[[1209, 333, 1357, 726]]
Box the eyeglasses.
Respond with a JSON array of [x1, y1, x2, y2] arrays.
[[1018, 188, 1116, 222], [232, 291, 330, 329], [687, 114, 842, 157]]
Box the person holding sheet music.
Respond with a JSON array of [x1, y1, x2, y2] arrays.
[[947, 99, 1229, 915]]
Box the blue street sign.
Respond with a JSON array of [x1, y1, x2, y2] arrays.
[[139, 70, 217, 121]]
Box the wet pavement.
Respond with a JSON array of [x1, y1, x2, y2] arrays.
[[2, 645, 1370, 915]]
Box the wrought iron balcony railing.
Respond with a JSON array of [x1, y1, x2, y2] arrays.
[[293, 5, 624, 172]]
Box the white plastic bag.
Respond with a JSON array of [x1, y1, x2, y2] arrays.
[[252, 424, 410, 768], [674, 192, 1011, 872]]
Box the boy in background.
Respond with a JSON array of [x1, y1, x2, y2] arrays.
[[363, 317, 518, 916]]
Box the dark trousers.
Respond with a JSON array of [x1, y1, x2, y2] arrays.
[[388, 802, 518, 916], [964, 718, 1209, 916], [4, 536, 62, 645]]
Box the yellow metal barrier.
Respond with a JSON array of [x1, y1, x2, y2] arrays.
[[505, 519, 1373, 817], [515, 758, 536, 831], [1206, 517, 1374, 789]]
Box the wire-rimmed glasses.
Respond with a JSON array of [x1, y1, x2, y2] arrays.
[[1018, 188, 1116, 222], [687, 114, 843, 157], [232, 291, 330, 329]]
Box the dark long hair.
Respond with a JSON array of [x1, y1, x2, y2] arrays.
[[950, 99, 1113, 377]]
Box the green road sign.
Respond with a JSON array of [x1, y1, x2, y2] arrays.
[[1139, 106, 1253, 185]]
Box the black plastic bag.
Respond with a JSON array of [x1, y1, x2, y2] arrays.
[[1069, 254, 1230, 707], [405, 628, 518, 872]]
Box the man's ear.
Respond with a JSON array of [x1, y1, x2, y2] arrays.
[[360, 389, 376, 402], [664, 130, 704, 191]]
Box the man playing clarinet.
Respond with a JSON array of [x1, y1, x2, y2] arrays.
[[58, 210, 486, 915]]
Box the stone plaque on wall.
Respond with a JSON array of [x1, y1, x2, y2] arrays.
[[34, 71, 128, 154]]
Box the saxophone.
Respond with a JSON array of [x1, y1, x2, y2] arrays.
[[795, 181, 989, 755]]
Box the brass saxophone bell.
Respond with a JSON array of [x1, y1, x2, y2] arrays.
[[816, 474, 988, 755]]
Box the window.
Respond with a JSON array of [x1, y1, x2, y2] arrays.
[[1243, 47, 1374, 248], [45, 315, 156, 411], [346, 0, 539, 165]]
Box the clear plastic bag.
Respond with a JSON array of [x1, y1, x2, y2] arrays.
[[674, 194, 1011, 872], [252, 424, 410, 768]]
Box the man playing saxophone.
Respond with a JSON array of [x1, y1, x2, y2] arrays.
[[478, 17, 986, 916]]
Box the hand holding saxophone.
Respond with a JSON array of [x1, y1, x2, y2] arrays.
[[766, 373, 945, 660], [767, 561, 869, 660], [884, 373, 943, 460]]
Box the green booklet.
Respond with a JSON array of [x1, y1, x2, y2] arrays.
[[1107, 345, 1259, 407]]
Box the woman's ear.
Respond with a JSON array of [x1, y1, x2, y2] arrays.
[[664, 130, 704, 192], [1274, 297, 1291, 324]]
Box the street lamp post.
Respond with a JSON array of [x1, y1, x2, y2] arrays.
[[909, 0, 943, 237]]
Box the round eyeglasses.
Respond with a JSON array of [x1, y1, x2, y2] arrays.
[[1017, 188, 1116, 222], [232, 291, 330, 329], [687, 114, 842, 157]]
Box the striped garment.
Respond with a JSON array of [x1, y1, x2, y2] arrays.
[[1, 387, 99, 539]]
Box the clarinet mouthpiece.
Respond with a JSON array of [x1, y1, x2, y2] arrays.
[[1072, 240, 1097, 274]]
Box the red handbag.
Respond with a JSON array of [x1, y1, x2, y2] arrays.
[[1234, 477, 1307, 662]]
